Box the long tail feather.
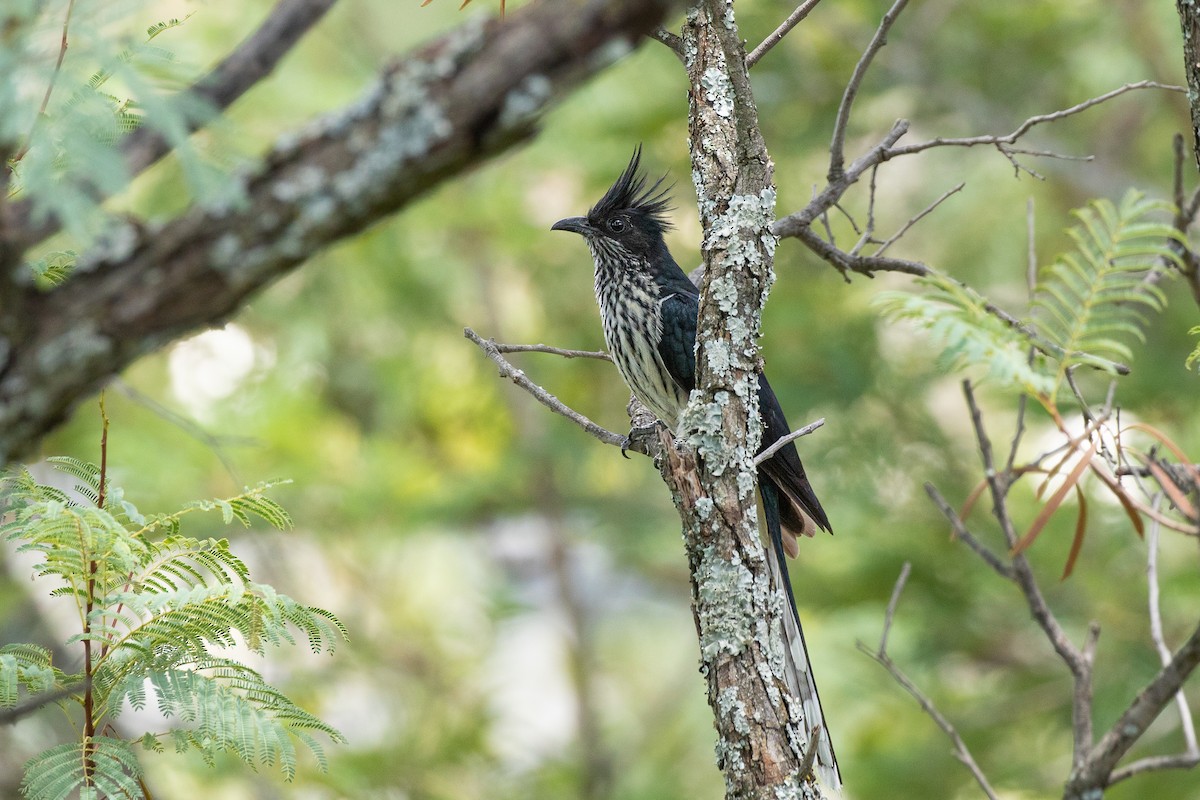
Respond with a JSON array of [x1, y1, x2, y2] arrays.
[[761, 477, 841, 792]]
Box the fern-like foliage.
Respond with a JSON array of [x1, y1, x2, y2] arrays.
[[21, 737, 142, 800], [1031, 191, 1177, 389], [4, 3, 230, 251], [1187, 325, 1200, 372], [877, 190, 1183, 400], [1, 461, 346, 799], [876, 275, 1055, 396]]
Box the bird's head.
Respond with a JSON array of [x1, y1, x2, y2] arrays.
[[551, 146, 674, 264]]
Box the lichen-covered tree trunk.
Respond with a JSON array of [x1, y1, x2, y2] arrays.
[[654, 2, 829, 798], [1177, 0, 1200, 172]]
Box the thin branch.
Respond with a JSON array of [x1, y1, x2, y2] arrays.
[[127, 0, 338, 176], [1066, 618, 1200, 796], [789, 222, 930, 279], [874, 182, 964, 256], [859, 563, 1001, 800], [0, 682, 86, 726], [745, 0, 824, 68], [887, 81, 1184, 161], [650, 27, 686, 63], [878, 561, 911, 654], [1147, 499, 1200, 753], [961, 382, 1089, 676], [1108, 752, 1200, 786], [491, 341, 611, 360], [4, 0, 339, 251], [12, 0, 77, 164], [924, 482, 1013, 580], [753, 417, 824, 465], [464, 327, 640, 453], [828, 0, 912, 180]]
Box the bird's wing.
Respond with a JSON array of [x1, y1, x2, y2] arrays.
[[757, 374, 832, 540], [657, 291, 698, 393]]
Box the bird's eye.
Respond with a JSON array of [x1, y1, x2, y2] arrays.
[[607, 217, 627, 233]]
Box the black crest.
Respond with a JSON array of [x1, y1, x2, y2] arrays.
[[589, 145, 673, 230]]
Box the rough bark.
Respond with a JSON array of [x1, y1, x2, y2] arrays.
[[0, 0, 675, 466], [653, 1, 827, 797], [1177, 0, 1200, 172]]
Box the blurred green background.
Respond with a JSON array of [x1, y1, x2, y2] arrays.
[[3, 0, 1199, 797]]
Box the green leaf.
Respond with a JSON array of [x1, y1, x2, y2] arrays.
[[1032, 190, 1183, 394], [21, 737, 141, 800]]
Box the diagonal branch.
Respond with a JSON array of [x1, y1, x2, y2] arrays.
[[1065, 618, 1200, 798], [0, 0, 677, 467], [464, 328, 648, 455], [745, 0, 824, 68], [858, 563, 1002, 800], [827, 0, 911, 180]]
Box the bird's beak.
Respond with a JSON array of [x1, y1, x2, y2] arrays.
[[551, 216, 592, 235]]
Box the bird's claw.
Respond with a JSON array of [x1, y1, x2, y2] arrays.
[[621, 422, 662, 458]]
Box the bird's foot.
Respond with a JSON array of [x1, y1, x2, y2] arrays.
[[621, 422, 663, 459]]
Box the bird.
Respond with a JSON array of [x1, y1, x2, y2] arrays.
[[552, 147, 840, 791]]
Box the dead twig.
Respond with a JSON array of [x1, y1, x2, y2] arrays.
[[753, 417, 824, 465], [858, 563, 1002, 800], [745, 0, 824, 68]]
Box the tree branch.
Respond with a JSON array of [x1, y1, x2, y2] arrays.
[[464, 327, 650, 455], [827, 0, 911, 181], [753, 418, 824, 466], [858, 563, 1002, 800], [745, 0, 824, 68], [1064, 618, 1200, 798], [0, 0, 677, 467]]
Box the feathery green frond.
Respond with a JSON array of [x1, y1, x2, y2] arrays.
[[1187, 326, 1200, 372], [3, 460, 342, 794], [876, 190, 1179, 399], [1032, 190, 1180, 392], [137, 664, 345, 780], [0, 645, 59, 708], [21, 737, 141, 800], [876, 273, 1054, 395]]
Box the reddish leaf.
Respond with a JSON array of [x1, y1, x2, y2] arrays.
[[1013, 440, 1097, 556], [1060, 485, 1088, 580]]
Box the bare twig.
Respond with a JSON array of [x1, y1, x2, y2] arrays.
[[745, 0, 824, 68], [0, 683, 84, 726], [464, 327, 641, 453], [828, 0, 912, 180], [753, 417, 824, 465], [1146, 499, 1200, 754], [491, 341, 611, 360], [960, 381, 1094, 690], [887, 81, 1184, 161], [12, 0, 77, 164], [874, 182, 964, 256], [924, 482, 1013, 580], [650, 27, 686, 63], [1065, 618, 1200, 797], [859, 564, 1002, 800], [878, 561, 911, 654]]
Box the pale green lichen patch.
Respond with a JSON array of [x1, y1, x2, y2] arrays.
[[499, 74, 552, 127], [37, 324, 112, 374], [682, 390, 730, 472], [718, 686, 751, 735], [701, 67, 735, 119], [696, 544, 754, 658]]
